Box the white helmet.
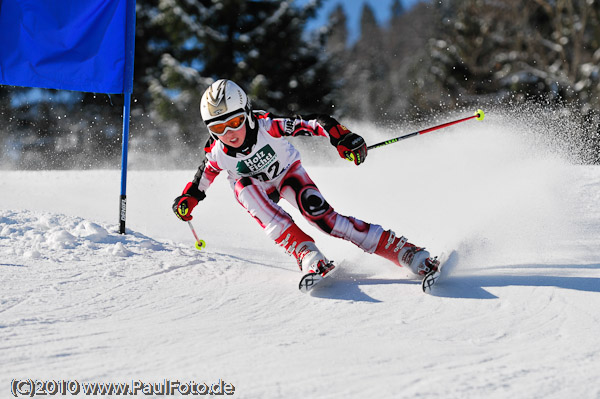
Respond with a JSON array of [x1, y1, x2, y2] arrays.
[[200, 79, 255, 129]]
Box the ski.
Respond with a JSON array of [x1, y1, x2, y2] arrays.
[[298, 261, 336, 293], [422, 265, 443, 293], [421, 251, 456, 294]]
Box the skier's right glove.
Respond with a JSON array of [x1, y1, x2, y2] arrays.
[[172, 182, 205, 221], [173, 195, 198, 221]]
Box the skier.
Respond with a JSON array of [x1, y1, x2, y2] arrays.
[[172, 79, 438, 282]]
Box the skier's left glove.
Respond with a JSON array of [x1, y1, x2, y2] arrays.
[[336, 132, 368, 165], [172, 182, 205, 221]]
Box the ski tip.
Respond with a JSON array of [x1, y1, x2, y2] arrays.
[[422, 273, 438, 293], [299, 272, 319, 293]]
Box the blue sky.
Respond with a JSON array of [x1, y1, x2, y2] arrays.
[[302, 0, 423, 43]]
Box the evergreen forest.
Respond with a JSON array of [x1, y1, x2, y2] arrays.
[[1, 0, 599, 169]]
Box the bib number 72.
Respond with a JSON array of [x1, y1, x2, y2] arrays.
[[254, 160, 281, 182]]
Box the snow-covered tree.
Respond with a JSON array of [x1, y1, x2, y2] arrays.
[[431, 0, 600, 110], [429, 0, 600, 162], [146, 0, 334, 144]]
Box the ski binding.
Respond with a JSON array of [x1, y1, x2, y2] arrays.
[[421, 251, 456, 293]]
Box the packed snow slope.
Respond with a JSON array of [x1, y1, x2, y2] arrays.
[[1, 110, 599, 398]]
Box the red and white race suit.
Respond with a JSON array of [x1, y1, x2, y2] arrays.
[[189, 112, 384, 253]]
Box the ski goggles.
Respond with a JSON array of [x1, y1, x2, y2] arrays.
[[206, 112, 246, 136]]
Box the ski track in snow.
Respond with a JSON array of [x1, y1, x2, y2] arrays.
[[1, 113, 600, 398]]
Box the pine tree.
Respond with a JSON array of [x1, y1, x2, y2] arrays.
[[385, 1, 439, 121], [391, 0, 405, 22], [147, 0, 335, 145], [431, 0, 600, 108], [325, 5, 348, 56], [323, 5, 349, 116], [321, 1, 442, 123], [339, 4, 390, 122], [429, 0, 511, 109]]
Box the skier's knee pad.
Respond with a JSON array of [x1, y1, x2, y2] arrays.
[[298, 186, 330, 217]]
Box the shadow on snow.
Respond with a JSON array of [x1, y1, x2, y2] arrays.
[[429, 272, 600, 299], [310, 263, 600, 301], [310, 275, 419, 303]]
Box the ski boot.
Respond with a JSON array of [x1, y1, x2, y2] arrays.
[[275, 223, 335, 276], [374, 230, 439, 276]]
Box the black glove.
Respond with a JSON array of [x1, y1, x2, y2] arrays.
[[336, 132, 367, 165]]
